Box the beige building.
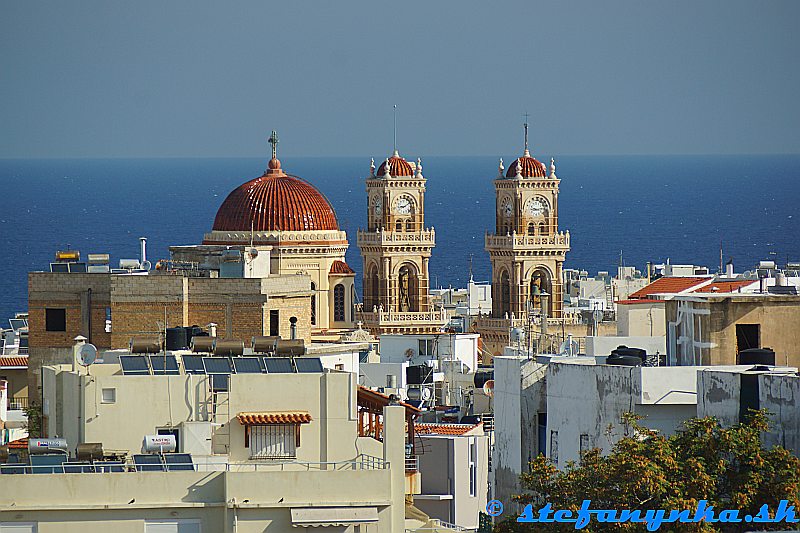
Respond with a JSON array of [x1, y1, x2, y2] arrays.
[[666, 293, 800, 368], [26, 271, 312, 397], [356, 152, 447, 335], [202, 132, 356, 334], [0, 357, 416, 532]]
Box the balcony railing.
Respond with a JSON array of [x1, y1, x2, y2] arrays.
[[405, 455, 419, 473], [6, 396, 28, 411], [359, 309, 449, 326], [357, 228, 436, 246], [485, 231, 570, 250]]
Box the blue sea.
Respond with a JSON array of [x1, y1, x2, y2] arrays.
[[1, 155, 799, 322]]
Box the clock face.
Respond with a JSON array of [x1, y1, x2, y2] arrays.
[[501, 198, 513, 217], [372, 196, 382, 215], [526, 198, 547, 217], [396, 197, 413, 215]]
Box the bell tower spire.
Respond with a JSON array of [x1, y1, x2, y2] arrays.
[[523, 112, 530, 157]]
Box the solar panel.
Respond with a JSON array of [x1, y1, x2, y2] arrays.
[[164, 453, 194, 471], [63, 461, 94, 473], [181, 355, 206, 374], [68, 262, 88, 273], [265, 357, 295, 374], [50, 263, 69, 273], [294, 357, 324, 373], [203, 357, 233, 374], [30, 454, 67, 474], [93, 461, 125, 473], [9, 319, 26, 332], [210, 373, 229, 392], [120, 355, 150, 375], [0, 464, 26, 475], [149, 355, 180, 375], [133, 454, 165, 472], [232, 357, 262, 374]]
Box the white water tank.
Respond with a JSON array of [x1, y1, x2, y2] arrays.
[[143, 434, 176, 453]]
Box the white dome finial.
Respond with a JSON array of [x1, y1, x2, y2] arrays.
[[498, 157, 505, 178], [416, 158, 423, 178], [370, 157, 375, 177], [383, 158, 392, 178], [515, 158, 523, 178], [550, 157, 556, 178]]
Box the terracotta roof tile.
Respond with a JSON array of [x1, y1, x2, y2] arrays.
[[330, 260, 356, 275], [628, 277, 710, 299], [415, 423, 482, 436], [616, 299, 662, 305], [6, 438, 28, 450], [692, 280, 754, 293], [236, 411, 312, 425], [377, 155, 414, 177], [0, 356, 28, 368], [506, 154, 547, 178]]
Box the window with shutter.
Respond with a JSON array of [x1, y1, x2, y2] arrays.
[[249, 424, 297, 459]]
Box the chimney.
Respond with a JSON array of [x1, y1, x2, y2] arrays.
[[139, 237, 147, 265], [725, 261, 734, 278]]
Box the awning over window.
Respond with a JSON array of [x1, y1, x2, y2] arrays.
[[236, 411, 312, 425], [290, 507, 379, 527]]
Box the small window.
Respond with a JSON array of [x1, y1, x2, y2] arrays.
[[335, 363, 345, 371], [333, 285, 345, 322], [580, 434, 590, 455], [418, 339, 435, 357], [249, 424, 297, 459], [101, 388, 116, 404], [269, 310, 279, 336], [45, 308, 66, 332], [395, 220, 403, 232]]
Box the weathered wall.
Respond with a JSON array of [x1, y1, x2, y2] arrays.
[[759, 373, 800, 454], [616, 302, 665, 337]]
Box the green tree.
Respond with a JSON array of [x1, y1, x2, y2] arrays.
[[495, 411, 800, 532]]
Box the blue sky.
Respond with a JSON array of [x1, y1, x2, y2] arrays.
[[1, 1, 798, 158]]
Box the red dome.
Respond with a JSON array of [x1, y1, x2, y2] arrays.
[[377, 152, 414, 177], [212, 163, 339, 232], [506, 153, 547, 178]]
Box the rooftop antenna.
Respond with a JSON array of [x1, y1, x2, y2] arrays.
[[523, 112, 530, 156], [393, 104, 398, 156], [268, 130, 279, 159], [469, 254, 474, 282], [719, 239, 724, 275]]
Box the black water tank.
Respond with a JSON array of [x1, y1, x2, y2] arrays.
[[606, 354, 642, 366], [407, 365, 433, 385], [738, 348, 775, 366], [165, 327, 188, 351], [473, 370, 494, 389], [611, 346, 646, 360]]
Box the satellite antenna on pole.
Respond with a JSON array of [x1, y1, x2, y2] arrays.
[[78, 343, 98, 373]]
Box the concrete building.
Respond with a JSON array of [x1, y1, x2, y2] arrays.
[[0, 354, 427, 532], [357, 152, 447, 335], [0, 357, 28, 444], [379, 333, 480, 373], [666, 293, 800, 368], [414, 423, 489, 530], [698, 367, 800, 455], [491, 355, 783, 508]]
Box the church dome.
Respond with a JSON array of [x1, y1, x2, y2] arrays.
[[506, 150, 547, 178], [376, 151, 414, 177], [212, 157, 339, 232]]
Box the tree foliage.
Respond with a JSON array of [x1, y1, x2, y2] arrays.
[[495, 411, 800, 532]]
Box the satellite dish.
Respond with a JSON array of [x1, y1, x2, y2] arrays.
[[406, 387, 422, 401], [421, 387, 432, 401], [249, 248, 259, 258], [510, 327, 525, 342], [78, 343, 98, 366], [404, 348, 415, 359], [483, 379, 495, 398], [141, 260, 152, 271]]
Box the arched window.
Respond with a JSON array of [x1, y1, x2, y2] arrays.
[[539, 222, 548, 236], [350, 286, 356, 323], [405, 219, 413, 232], [527, 223, 535, 236], [367, 266, 380, 310], [500, 270, 511, 317], [334, 284, 345, 322], [530, 269, 553, 316], [396, 220, 403, 232], [310, 282, 316, 326], [398, 264, 420, 312]]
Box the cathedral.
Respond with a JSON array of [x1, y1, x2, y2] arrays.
[[203, 132, 357, 334]]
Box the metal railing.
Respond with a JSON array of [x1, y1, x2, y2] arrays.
[[405, 455, 419, 473], [0, 454, 390, 475], [406, 519, 476, 532], [6, 396, 28, 410]]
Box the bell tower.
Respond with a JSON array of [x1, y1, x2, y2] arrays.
[[486, 121, 570, 320], [358, 151, 435, 315]]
